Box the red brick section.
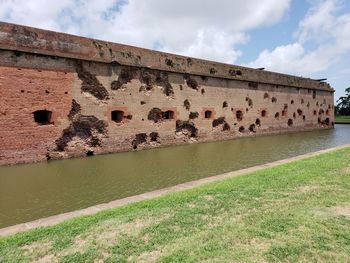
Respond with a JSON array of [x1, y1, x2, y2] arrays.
[[0, 66, 74, 165]]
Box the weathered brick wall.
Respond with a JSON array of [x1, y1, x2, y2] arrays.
[[0, 23, 335, 165], [0, 66, 74, 164]]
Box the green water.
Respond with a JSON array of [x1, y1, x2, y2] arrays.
[[1, 125, 350, 228]]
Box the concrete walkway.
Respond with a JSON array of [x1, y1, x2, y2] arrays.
[[1, 144, 349, 237]]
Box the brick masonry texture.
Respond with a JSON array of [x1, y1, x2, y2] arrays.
[[0, 22, 335, 165]]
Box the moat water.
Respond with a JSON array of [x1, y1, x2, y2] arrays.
[[0, 125, 350, 228]]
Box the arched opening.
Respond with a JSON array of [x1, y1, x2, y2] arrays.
[[33, 110, 52, 125], [163, 110, 174, 120], [205, 110, 212, 119], [111, 110, 124, 123]]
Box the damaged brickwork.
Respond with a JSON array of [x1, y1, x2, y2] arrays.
[[0, 22, 335, 165]]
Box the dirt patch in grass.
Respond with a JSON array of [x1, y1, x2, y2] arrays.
[[330, 206, 350, 217]]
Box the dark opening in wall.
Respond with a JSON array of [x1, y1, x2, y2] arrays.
[[132, 133, 147, 149], [201, 88, 205, 95], [189, 112, 199, 119], [223, 123, 230, 131], [163, 110, 174, 120], [288, 119, 293, 126], [111, 110, 124, 123], [275, 112, 280, 119], [86, 150, 94, 156], [272, 97, 277, 103], [261, 110, 267, 117], [307, 102, 310, 108], [319, 109, 324, 115], [236, 110, 243, 121], [150, 132, 159, 142], [293, 112, 296, 118], [325, 118, 330, 125], [239, 126, 245, 133], [326, 109, 330, 115], [284, 104, 288, 110], [264, 93, 269, 99], [255, 118, 261, 126], [223, 101, 228, 108], [301, 99, 304, 104], [303, 115, 306, 121], [148, 108, 163, 123], [297, 109, 303, 116], [33, 110, 52, 125], [313, 110, 317, 116], [282, 110, 287, 117], [185, 76, 199, 90], [184, 99, 191, 110], [291, 100, 294, 104], [205, 110, 212, 119], [212, 117, 226, 127], [313, 90, 316, 99], [140, 101, 146, 105], [249, 124, 256, 133], [176, 120, 198, 138], [316, 101, 319, 106]]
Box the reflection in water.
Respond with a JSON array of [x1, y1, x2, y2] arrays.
[[0, 125, 349, 228]]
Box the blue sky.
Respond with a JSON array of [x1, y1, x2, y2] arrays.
[[0, 0, 349, 100]]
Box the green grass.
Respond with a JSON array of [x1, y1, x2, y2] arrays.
[[335, 115, 350, 124], [1, 148, 350, 262]]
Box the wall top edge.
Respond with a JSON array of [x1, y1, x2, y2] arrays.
[[0, 22, 333, 92]]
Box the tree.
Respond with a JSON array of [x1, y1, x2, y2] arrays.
[[336, 87, 350, 115]]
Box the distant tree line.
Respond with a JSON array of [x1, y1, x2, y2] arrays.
[[335, 87, 350, 116]]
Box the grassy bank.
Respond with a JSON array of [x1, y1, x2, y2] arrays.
[[1, 148, 350, 262], [335, 115, 350, 124]]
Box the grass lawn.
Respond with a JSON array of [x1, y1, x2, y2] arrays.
[[335, 115, 350, 124], [1, 147, 350, 262]]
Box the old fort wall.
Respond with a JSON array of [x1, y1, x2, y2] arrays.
[[0, 23, 334, 165]]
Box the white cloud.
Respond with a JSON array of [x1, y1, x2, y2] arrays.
[[247, 0, 350, 76], [0, 0, 291, 63]]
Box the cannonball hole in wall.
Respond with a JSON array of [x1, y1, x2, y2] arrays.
[[297, 109, 303, 116], [33, 110, 53, 125], [255, 118, 261, 126], [205, 110, 212, 119], [303, 115, 306, 121], [326, 109, 329, 115], [111, 110, 124, 123], [272, 97, 277, 103], [313, 110, 317, 116], [239, 126, 245, 133], [236, 110, 243, 121], [293, 112, 296, 118], [282, 110, 287, 117], [261, 110, 267, 117], [275, 112, 280, 119], [288, 119, 293, 126], [264, 93, 269, 99], [291, 100, 294, 104], [163, 110, 174, 120]]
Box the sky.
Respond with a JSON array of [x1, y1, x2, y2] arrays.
[[0, 0, 349, 100]]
